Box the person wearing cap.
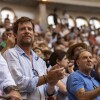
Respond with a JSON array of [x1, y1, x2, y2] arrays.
[[67, 49, 100, 100], [67, 42, 88, 60], [67, 42, 88, 71]]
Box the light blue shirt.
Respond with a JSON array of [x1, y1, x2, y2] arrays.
[[57, 74, 69, 100], [67, 70, 100, 100], [48, 65, 68, 100], [3, 45, 49, 100], [0, 53, 16, 91]]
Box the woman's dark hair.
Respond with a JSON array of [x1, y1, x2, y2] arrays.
[[49, 50, 66, 66]]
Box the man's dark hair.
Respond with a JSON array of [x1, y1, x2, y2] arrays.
[[13, 17, 34, 34], [6, 28, 13, 32]]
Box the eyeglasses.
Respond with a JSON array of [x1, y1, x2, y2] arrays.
[[32, 59, 39, 76], [91, 78, 98, 89], [32, 69, 39, 76]]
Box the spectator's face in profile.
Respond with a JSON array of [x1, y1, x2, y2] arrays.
[[34, 48, 43, 58], [2, 32, 8, 40], [17, 22, 34, 46], [4, 19, 10, 28], [76, 51, 94, 72], [57, 55, 69, 69], [6, 30, 14, 37], [3, 30, 14, 40]]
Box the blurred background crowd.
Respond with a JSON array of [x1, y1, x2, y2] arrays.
[[0, 0, 100, 99]]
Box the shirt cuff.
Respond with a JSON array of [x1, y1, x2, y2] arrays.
[[44, 84, 58, 97], [26, 76, 39, 93]]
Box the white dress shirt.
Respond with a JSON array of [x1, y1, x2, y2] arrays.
[[3, 45, 50, 100], [0, 53, 16, 91]]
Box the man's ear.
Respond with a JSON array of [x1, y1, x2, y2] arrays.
[[56, 59, 60, 65]]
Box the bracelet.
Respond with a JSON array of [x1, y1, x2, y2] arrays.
[[4, 85, 19, 93], [43, 75, 47, 83], [47, 92, 55, 97]]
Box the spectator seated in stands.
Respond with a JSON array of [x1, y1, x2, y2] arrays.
[[67, 49, 100, 100]]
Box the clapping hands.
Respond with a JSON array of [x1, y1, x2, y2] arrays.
[[47, 64, 65, 86]]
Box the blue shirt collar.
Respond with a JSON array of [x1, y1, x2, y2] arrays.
[[76, 70, 92, 78], [14, 45, 39, 61]]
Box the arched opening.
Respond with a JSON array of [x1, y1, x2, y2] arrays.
[[1, 7, 15, 23], [47, 14, 61, 28], [76, 17, 88, 28], [89, 17, 100, 29], [68, 16, 75, 29]]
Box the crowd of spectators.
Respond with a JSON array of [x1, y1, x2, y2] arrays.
[[0, 14, 100, 100]]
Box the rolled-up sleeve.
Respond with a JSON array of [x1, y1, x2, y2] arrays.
[[26, 76, 39, 92]]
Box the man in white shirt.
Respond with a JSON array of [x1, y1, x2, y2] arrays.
[[3, 16, 65, 100], [0, 53, 22, 100]]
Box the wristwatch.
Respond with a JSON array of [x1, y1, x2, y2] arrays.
[[4, 85, 19, 93]]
